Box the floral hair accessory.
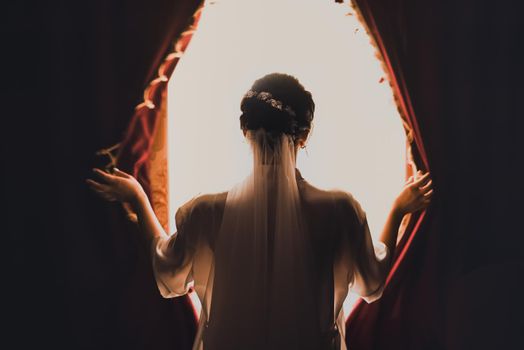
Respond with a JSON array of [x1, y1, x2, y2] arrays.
[[243, 90, 297, 117]]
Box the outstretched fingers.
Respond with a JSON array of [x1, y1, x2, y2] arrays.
[[86, 179, 110, 193], [413, 172, 431, 187], [420, 179, 433, 193], [413, 172, 434, 210], [113, 168, 132, 178], [419, 189, 434, 210], [92, 168, 116, 183], [86, 179, 117, 201], [423, 188, 434, 199]]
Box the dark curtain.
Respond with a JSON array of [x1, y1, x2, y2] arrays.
[[5, 1, 524, 349], [5, 1, 200, 349], [346, 0, 524, 349], [113, 1, 203, 197]]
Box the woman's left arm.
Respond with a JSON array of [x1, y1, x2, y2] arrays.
[[87, 168, 197, 297]]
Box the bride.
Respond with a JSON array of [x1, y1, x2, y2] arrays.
[[87, 73, 433, 350]]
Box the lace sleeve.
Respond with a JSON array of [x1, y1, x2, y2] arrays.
[[151, 197, 200, 298]]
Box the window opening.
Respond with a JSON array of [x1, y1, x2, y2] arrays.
[[167, 0, 406, 319]]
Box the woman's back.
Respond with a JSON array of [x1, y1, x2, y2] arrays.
[[161, 169, 384, 350]]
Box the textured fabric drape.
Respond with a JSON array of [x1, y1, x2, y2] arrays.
[[96, 1, 205, 349], [114, 1, 204, 229], [346, 0, 441, 349]]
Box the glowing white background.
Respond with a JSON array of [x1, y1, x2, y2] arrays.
[[167, 0, 405, 317]]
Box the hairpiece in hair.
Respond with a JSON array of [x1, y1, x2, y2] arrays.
[[243, 90, 297, 117]]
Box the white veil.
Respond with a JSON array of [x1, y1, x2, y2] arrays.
[[200, 128, 320, 349]]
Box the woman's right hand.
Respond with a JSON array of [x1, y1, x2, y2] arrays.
[[393, 170, 433, 216]]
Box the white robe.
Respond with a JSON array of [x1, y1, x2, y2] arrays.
[[152, 170, 389, 350]]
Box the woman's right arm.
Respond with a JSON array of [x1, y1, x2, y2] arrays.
[[347, 171, 433, 303], [379, 171, 433, 268]]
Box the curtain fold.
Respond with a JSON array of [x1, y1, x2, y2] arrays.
[[346, 0, 442, 349], [96, 1, 205, 349], [115, 2, 204, 201]]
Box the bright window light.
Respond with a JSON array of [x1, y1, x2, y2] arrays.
[[167, 0, 405, 319]]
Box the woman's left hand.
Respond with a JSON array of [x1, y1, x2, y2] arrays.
[[86, 168, 144, 204]]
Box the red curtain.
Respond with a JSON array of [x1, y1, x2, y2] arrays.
[[346, 0, 444, 349], [112, 3, 204, 230], [97, 1, 205, 349], [114, 1, 204, 198]]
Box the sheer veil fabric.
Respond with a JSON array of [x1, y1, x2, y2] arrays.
[[152, 128, 389, 350], [204, 129, 319, 349]]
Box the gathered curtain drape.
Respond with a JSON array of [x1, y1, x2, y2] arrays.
[[113, 2, 205, 231], [101, 0, 438, 349], [96, 2, 205, 349], [346, 1, 444, 349]]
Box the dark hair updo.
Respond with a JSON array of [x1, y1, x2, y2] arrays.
[[240, 73, 315, 141]]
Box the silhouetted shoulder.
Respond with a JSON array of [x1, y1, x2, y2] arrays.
[[174, 192, 228, 243], [176, 191, 227, 222], [299, 180, 365, 226], [331, 189, 367, 226], [192, 192, 228, 214], [299, 181, 335, 207]]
